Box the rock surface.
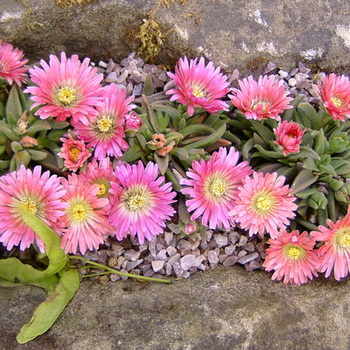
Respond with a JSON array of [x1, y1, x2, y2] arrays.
[[1, 0, 350, 72], [1, 266, 350, 349]]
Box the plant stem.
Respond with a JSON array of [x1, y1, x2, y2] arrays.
[[70, 255, 172, 284], [82, 271, 111, 279]]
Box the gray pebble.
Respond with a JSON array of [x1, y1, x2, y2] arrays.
[[152, 260, 165, 272], [238, 252, 259, 265]]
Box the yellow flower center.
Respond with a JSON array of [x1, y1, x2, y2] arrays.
[[192, 84, 207, 98], [69, 201, 91, 223], [57, 86, 77, 106], [97, 183, 107, 196], [122, 185, 152, 212], [19, 198, 38, 215], [204, 174, 229, 201], [69, 147, 81, 162], [251, 99, 270, 112], [335, 227, 350, 247], [330, 96, 343, 108], [97, 116, 113, 133], [283, 244, 305, 260], [252, 191, 275, 215]]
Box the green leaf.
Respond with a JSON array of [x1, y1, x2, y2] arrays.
[[27, 120, 52, 135], [291, 169, 318, 194], [156, 111, 170, 130], [16, 269, 80, 344], [122, 144, 144, 162], [0, 159, 9, 169], [154, 153, 169, 175], [6, 85, 23, 125], [254, 145, 281, 159], [179, 124, 215, 138], [166, 168, 181, 191], [49, 121, 70, 130], [242, 138, 254, 161], [0, 120, 18, 141], [28, 150, 48, 161], [250, 120, 274, 144], [15, 150, 31, 167], [143, 75, 154, 96]]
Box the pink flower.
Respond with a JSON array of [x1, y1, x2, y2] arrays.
[[0, 42, 28, 86], [73, 84, 134, 160], [0, 165, 66, 251], [58, 135, 91, 172], [274, 121, 304, 155], [166, 57, 230, 116], [263, 230, 319, 285], [181, 147, 252, 230], [231, 172, 297, 238], [109, 161, 176, 244], [59, 174, 113, 254], [317, 73, 350, 121], [25, 52, 104, 122], [80, 158, 116, 204], [311, 210, 350, 280], [230, 75, 293, 120], [125, 111, 142, 131]]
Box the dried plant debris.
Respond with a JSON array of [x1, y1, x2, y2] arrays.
[[55, 0, 95, 8], [160, 0, 188, 7]]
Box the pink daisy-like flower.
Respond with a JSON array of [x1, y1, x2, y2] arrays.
[[0, 42, 28, 85], [274, 120, 304, 155], [73, 83, 134, 160], [125, 111, 142, 131], [0, 165, 66, 251], [231, 172, 297, 238], [166, 57, 230, 116], [59, 174, 113, 254], [109, 161, 176, 244], [57, 135, 91, 172], [317, 73, 350, 121], [311, 210, 350, 280], [181, 147, 252, 230], [80, 158, 117, 204], [25, 52, 104, 122], [230, 75, 293, 120], [263, 230, 319, 285]]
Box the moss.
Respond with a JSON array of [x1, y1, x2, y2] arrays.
[[54, 0, 95, 8]]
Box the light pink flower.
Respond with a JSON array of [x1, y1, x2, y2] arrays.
[[317, 73, 350, 121], [58, 135, 90, 172], [73, 83, 134, 160], [311, 210, 350, 280], [125, 111, 142, 131], [109, 161, 176, 244], [59, 174, 113, 254], [25, 52, 104, 122], [0, 165, 66, 251], [263, 230, 319, 285], [0, 42, 28, 86], [274, 120, 304, 155], [181, 147, 252, 230], [166, 57, 230, 116], [230, 75, 293, 120], [231, 172, 297, 238]]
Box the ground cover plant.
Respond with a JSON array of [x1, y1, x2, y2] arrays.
[[1, 41, 350, 343]]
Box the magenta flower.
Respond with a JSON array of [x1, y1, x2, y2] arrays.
[[73, 83, 134, 160], [312, 210, 350, 280], [0, 166, 66, 251], [125, 111, 142, 131], [274, 120, 304, 155], [59, 174, 113, 254], [0, 42, 28, 85], [25, 52, 104, 122], [263, 230, 319, 285], [181, 147, 252, 230], [317, 73, 350, 121], [231, 172, 297, 238], [58, 135, 91, 172], [109, 161, 176, 244], [166, 57, 230, 116], [230, 75, 292, 120]]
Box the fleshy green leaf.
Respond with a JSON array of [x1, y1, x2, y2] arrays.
[[155, 153, 169, 175], [291, 169, 318, 194], [26, 120, 52, 135], [6, 85, 23, 125]]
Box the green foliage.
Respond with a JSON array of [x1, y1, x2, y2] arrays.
[[231, 100, 350, 229]]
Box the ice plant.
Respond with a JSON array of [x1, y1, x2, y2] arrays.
[[231, 172, 297, 238], [274, 120, 304, 155], [181, 147, 252, 230], [25, 52, 104, 122], [73, 83, 135, 160], [109, 161, 176, 244], [230, 75, 292, 120], [263, 230, 319, 285], [0, 42, 28, 85], [125, 111, 142, 131], [317, 73, 350, 121], [57, 135, 90, 172], [312, 210, 350, 280], [0, 165, 66, 251], [166, 57, 230, 116], [59, 174, 113, 254]]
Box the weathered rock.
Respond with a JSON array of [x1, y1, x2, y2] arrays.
[[1, 0, 350, 73], [1, 267, 350, 349]]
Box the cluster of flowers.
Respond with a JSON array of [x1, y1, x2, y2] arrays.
[[1, 41, 350, 285]]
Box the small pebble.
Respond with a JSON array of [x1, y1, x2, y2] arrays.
[[238, 252, 259, 265], [152, 260, 165, 272], [214, 234, 228, 248]]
